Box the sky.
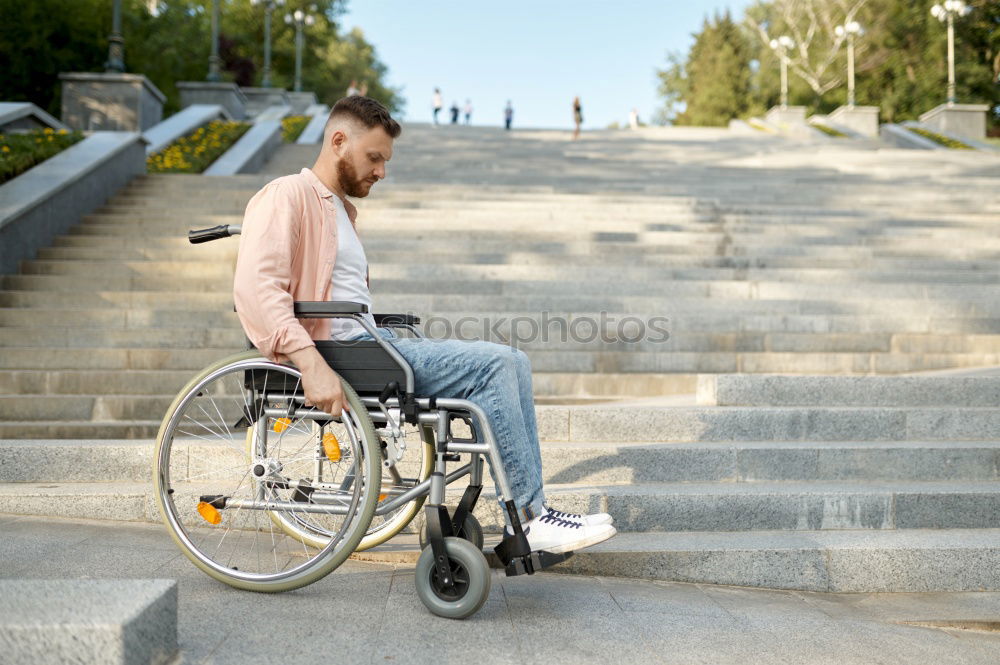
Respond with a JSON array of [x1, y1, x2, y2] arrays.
[[339, 0, 756, 130]]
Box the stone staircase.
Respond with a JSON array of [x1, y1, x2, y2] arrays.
[[2, 123, 1000, 590]]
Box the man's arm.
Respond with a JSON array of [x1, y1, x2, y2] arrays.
[[287, 346, 346, 417]]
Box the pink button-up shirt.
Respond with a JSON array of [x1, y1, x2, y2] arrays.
[[233, 168, 358, 362]]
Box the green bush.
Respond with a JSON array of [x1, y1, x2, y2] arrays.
[[282, 116, 310, 143], [146, 121, 250, 173], [908, 127, 973, 150], [0, 128, 84, 185]]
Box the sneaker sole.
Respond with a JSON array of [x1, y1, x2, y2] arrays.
[[538, 525, 617, 555]]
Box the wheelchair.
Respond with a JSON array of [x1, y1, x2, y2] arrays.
[[152, 224, 570, 619]]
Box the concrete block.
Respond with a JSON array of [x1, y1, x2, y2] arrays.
[[177, 81, 248, 120], [59, 72, 166, 132], [827, 105, 880, 138], [0, 102, 68, 132], [919, 103, 990, 141], [0, 132, 146, 276], [0, 579, 177, 665]]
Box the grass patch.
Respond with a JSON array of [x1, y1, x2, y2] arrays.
[[811, 122, 847, 138], [907, 126, 973, 150], [282, 115, 310, 143], [747, 119, 776, 133], [0, 128, 85, 185], [147, 121, 250, 173]]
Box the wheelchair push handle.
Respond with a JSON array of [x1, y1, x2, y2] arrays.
[[188, 224, 242, 244]]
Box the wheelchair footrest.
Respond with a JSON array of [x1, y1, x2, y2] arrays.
[[503, 550, 573, 577]]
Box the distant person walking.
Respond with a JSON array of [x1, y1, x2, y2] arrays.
[[432, 88, 443, 125], [464, 99, 473, 124], [504, 100, 513, 130], [358, 81, 369, 97], [450, 101, 460, 124], [572, 96, 583, 139], [346, 80, 360, 97], [629, 108, 639, 129]]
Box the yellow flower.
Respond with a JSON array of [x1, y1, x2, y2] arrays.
[[1, 146, 9, 153], [44, 128, 54, 134], [58, 129, 68, 135]]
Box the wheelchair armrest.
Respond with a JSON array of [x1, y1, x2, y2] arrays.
[[373, 313, 421, 326], [293, 301, 369, 318]]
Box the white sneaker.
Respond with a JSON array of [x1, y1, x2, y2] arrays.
[[521, 512, 617, 554], [544, 504, 613, 527]]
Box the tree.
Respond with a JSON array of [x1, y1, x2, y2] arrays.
[[0, 0, 403, 118], [655, 12, 754, 127]]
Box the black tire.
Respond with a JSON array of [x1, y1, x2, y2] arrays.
[[418, 513, 484, 552], [415, 537, 491, 619]]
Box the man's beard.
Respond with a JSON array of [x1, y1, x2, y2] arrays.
[[336, 156, 374, 198]]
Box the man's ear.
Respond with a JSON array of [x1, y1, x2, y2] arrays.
[[329, 128, 348, 154]]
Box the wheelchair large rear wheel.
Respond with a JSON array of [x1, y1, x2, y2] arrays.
[[153, 352, 381, 592]]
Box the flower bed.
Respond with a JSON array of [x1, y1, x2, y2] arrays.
[[908, 127, 973, 150], [147, 120, 250, 173], [811, 123, 847, 138], [282, 115, 310, 143], [0, 128, 84, 185]]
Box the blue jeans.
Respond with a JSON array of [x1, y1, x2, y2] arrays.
[[352, 330, 546, 522]]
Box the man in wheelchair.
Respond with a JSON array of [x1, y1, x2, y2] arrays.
[[232, 95, 616, 559]]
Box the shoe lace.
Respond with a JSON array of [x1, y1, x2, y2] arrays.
[[546, 507, 582, 520], [539, 513, 582, 529]]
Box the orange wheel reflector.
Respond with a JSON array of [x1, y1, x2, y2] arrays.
[[322, 432, 341, 462], [272, 417, 291, 433], [378, 493, 388, 502], [197, 501, 222, 525]]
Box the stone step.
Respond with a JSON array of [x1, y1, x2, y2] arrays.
[[3, 479, 999, 534], [0, 579, 178, 665], [0, 369, 194, 395], [0, 347, 229, 370], [354, 529, 1000, 592], [38, 242, 1000, 275], [6, 401, 1000, 442], [19, 263, 1000, 302], [27, 250, 1000, 285], [3, 439, 997, 484], [0, 347, 996, 376], [700, 374, 1000, 407]]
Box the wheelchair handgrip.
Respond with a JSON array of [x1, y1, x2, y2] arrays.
[[188, 225, 241, 244]]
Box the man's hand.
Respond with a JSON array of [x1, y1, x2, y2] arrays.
[[288, 346, 347, 418]]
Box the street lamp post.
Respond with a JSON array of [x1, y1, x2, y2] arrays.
[[834, 21, 863, 107], [105, 0, 125, 72], [207, 0, 222, 82], [768, 36, 795, 109], [930, 0, 973, 105], [251, 0, 285, 88], [285, 7, 316, 93]]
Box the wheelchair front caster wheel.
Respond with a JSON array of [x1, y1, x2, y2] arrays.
[[415, 537, 491, 619], [419, 513, 485, 552]]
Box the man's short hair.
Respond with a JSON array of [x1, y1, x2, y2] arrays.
[[327, 95, 401, 139]]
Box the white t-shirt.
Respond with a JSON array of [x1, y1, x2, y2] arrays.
[[329, 196, 376, 340]]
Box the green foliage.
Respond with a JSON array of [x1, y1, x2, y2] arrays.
[[281, 115, 309, 142], [657, 0, 999, 130], [146, 120, 250, 173], [907, 126, 973, 149], [0, 128, 85, 185], [0, 0, 404, 120]]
